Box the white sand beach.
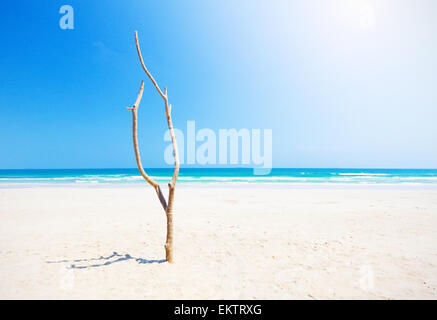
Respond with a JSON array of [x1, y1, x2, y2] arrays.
[[0, 185, 436, 299]]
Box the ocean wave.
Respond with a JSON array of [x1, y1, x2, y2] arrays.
[[337, 173, 390, 176], [1, 171, 437, 185], [402, 176, 437, 180]]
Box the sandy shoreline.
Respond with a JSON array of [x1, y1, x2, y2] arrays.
[[1, 185, 436, 299]]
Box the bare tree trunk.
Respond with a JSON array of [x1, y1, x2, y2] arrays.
[[165, 185, 175, 262], [126, 31, 179, 263]]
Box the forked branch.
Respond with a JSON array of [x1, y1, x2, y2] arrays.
[[127, 31, 180, 263], [134, 31, 180, 188], [126, 81, 167, 211]]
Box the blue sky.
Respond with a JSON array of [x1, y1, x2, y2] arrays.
[[0, 0, 436, 169]]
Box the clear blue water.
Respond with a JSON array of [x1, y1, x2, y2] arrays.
[[0, 168, 437, 185]]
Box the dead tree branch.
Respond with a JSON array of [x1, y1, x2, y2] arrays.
[[126, 31, 180, 263]]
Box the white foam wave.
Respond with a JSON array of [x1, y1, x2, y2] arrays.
[[338, 173, 389, 176]]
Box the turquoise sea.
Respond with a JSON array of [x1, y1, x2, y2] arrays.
[[0, 168, 437, 185]]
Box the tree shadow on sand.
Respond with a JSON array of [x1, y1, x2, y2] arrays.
[[46, 252, 166, 269]]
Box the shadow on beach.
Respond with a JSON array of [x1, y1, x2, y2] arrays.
[[46, 252, 166, 269]]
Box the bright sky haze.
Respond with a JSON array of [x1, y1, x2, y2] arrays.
[[0, 0, 436, 169]]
